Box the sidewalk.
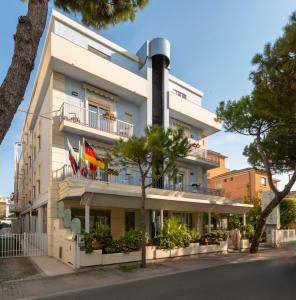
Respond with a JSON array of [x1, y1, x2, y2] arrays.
[[30, 256, 74, 277], [1, 247, 289, 300]]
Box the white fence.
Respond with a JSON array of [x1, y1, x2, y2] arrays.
[[271, 229, 296, 246], [0, 233, 47, 258]]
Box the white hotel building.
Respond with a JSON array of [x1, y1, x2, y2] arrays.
[[12, 11, 251, 262]]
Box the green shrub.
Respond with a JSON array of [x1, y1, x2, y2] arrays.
[[241, 224, 255, 240], [153, 217, 191, 250], [228, 214, 242, 230], [200, 230, 227, 245], [103, 229, 143, 254], [104, 239, 124, 254], [82, 224, 111, 254], [189, 229, 201, 243], [121, 230, 142, 252]]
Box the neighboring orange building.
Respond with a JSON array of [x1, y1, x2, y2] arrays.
[[207, 152, 279, 201], [207, 151, 230, 178]]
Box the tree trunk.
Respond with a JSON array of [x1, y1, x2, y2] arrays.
[[140, 180, 147, 268], [250, 194, 282, 253], [0, 0, 48, 144]]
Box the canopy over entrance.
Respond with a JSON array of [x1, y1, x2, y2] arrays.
[[59, 178, 253, 214]]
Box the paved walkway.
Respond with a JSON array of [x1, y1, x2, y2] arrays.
[[30, 257, 74, 277], [1, 247, 292, 300]]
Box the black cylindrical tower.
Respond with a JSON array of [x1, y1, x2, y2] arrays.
[[150, 38, 170, 189], [152, 55, 167, 126]]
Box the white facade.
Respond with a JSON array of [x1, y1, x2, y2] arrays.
[[12, 11, 252, 257]]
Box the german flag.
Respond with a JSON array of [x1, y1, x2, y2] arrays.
[[84, 140, 105, 170]]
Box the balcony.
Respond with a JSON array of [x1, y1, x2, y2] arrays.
[[59, 102, 134, 141], [9, 202, 23, 213], [168, 92, 221, 137], [185, 147, 220, 168], [55, 165, 222, 197]]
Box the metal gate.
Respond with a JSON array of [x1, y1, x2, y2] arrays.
[[0, 233, 47, 258]]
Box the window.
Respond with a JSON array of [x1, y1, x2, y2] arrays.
[[124, 112, 133, 124], [33, 146, 36, 160], [88, 103, 110, 131], [125, 212, 135, 231], [71, 209, 110, 231], [170, 120, 190, 138], [42, 205, 47, 233], [174, 173, 184, 191], [37, 180, 41, 195], [28, 156, 31, 169], [37, 134, 41, 152], [33, 186, 36, 199], [173, 212, 192, 229], [224, 178, 227, 182], [173, 89, 187, 99], [230, 177, 234, 181], [261, 176, 267, 187]]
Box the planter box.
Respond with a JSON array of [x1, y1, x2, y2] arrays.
[[170, 243, 199, 257], [240, 239, 250, 250], [102, 251, 141, 265], [146, 246, 156, 260], [80, 250, 102, 267], [219, 241, 228, 252], [199, 241, 228, 254], [155, 248, 171, 259]]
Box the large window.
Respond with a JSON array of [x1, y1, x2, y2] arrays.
[[173, 212, 192, 229], [175, 173, 184, 191], [88, 103, 110, 132], [261, 176, 267, 187], [125, 212, 135, 231], [170, 120, 190, 138], [71, 208, 110, 231]]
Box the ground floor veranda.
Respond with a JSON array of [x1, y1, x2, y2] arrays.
[[56, 177, 253, 238], [15, 178, 253, 268]]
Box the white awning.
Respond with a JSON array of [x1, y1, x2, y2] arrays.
[[59, 178, 253, 214]]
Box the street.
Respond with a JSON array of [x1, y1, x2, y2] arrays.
[[40, 254, 296, 300]]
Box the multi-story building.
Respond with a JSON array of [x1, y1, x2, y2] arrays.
[[12, 11, 252, 259], [208, 167, 280, 201], [207, 151, 230, 178]]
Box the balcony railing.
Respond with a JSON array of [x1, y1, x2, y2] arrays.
[[55, 165, 222, 197], [9, 202, 23, 213], [188, 147, 220, 165], [60, 102, 134, 138]]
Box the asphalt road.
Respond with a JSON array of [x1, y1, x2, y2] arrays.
[[42, 256, 296, 300]]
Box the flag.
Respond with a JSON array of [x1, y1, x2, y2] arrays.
[[78, 140, 88, 178], [67, 138, 79, 175], [84, 140, 105, 170]]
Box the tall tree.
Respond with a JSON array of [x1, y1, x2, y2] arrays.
[[280, 198, 296, 229], [217, 12, 296, 253], [109, 125, 190, 267], [0, 0, 148, 144]]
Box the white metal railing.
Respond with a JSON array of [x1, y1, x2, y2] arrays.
[[60, 102, 134, 138], [272, 229, 296, 246], [54, 164, 138, 186], [188, 147, 220, 165], [0, 233, 47, 258], [54, 164, 222, 196]]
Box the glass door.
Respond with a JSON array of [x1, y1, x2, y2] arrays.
[[98, 106, 110, 132], [175, 172, 184, 191], [89, 104, 98, 129]]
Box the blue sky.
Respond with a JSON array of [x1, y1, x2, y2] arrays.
[[0, 0, 295, 196]]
